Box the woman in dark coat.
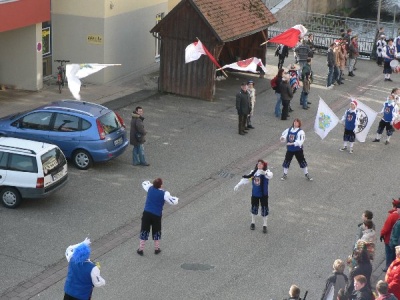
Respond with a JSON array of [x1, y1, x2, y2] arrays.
[[345, 248, 372, 297]]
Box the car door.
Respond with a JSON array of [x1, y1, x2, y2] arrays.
[[10, 111, 53, 143], [46, 112, 81, 158], [0, 151, 8, 185]]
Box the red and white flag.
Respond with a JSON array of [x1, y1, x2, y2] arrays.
[[185, 41, 206, 63], [268, 24, 308, 48], [219, 57, 267, 73]]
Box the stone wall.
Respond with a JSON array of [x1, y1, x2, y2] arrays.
[[265, 0, 355, 15]]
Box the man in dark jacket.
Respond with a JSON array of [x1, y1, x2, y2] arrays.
[[351, 275, 374, 300], [327, 42, 335, 88], [236, 82, 251, 135], [280, 74, 293, 120], [130, 106, 149, 166], [275, 44, 289, 70]]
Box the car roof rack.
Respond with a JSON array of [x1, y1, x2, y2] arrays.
[[61, 99, 108, 110], [0, 144, 36, 155], [41, 106, 94, 117]]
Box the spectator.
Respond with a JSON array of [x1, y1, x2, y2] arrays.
[[355, 210, 375, 242], [236, 82, 251, 135], [327, 42, 336, 88], [306, 33, 316, 57], [337, 288, 347, 300], [280, 118, 313, 181], [348, 37, 359, 77], [300, 58, 312, 110], [343, 29, 352, 51], [375, 280, 397, 300], [382, 38, 396, 82], [286, 284, 301, 300], [137, 178, 179, 256], [233, 159, 273, 233], [333, 42, 342, 85], [338, 42, 347, 84], [130, 106, 150, 166], [246, 80, 256, 129], [372, 88, 399, 144], [279, 73, 293, 121], [345, 249, 372, 297], [376, 35, 387, 66], [274, 68, 284, 118], [275, 44, 289, 70], [64, 238, 106, 300], [380, 199, 400, 271], [385, 245, 400, 300], [389, 215, 400, 263], [295, 40, 312, 75], [351, 275, 374, 300], [321, 259, 348, 300], [339, 100, 360, 154], [356, 220, 377, 261]]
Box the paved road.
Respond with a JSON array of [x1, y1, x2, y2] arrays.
[[0, 51, 397, 299]]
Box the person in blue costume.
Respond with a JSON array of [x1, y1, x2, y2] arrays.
[[339, 99, 360, 154], [137, 178, 178, 256], [234, 159, 273, 233]]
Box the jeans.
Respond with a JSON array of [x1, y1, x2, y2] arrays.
[[299, 90, 308, 109], [327, 66, 334, 87], [275, 93, 281, 117], [385, 244, 396, 269], [133, 144, 147, 165], [333, 66, 340, 83], [349, 58, 356, 72]]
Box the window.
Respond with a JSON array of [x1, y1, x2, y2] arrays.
[[53, 113, 80, 132], [0, 151, 8, 169], [20, 112, 52, 130], [98, 112, 121, 135], [154, 12, 164, 62], [9, 154, 37, 173]]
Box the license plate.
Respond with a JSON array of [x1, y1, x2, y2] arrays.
[[114, 137, 123, 146], [52, 171, 64, 181]]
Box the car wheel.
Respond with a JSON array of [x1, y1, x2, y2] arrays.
[[1, 187, 22, 209], [72, 149, 93, 170]]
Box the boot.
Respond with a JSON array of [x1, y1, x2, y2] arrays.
[[348, 72, 355, 77]]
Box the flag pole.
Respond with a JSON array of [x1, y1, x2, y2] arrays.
[[196, 37, 228, 78]]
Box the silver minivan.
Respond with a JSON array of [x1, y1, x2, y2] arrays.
[[0, 137, 68, 208]]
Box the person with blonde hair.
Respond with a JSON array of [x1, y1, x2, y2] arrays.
[[288, 284, 301, 299], [321, 259, 348, 300]]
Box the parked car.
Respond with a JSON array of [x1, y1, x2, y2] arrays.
[[0, 100, 129, 170], [0, 137, 68, 208]]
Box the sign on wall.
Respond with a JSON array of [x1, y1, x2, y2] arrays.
[[87, 35, 103, 45]]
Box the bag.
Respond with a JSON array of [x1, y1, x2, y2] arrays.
[[270, 76, 278, 90], [135, 132, 142, 142]]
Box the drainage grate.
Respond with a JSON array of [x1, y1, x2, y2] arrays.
[[217, 170, 234, 179], [181, 263, 215, 271]]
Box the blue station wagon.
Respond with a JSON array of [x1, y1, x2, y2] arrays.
[[0, 100, 129, 170]]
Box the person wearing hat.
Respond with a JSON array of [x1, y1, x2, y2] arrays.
[[382, 38, 396, 81], [376, 34, 387, 66], [236, 82, 251, 135], [380, 199, 400, 271], [372, 88, 399, 144], [246, 80, 256, 129], [339, 99, 360, 154], [234, 159, 273, 233], [385, 244, 400, 300]]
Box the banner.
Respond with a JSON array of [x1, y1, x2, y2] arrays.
[[185, 41, 206, 63], [219, 57, 267, 73], [268, 24, 308, 48], [314, 97, 340, 139], [355, 100, 378, 142], [66, 63, 120, 100]]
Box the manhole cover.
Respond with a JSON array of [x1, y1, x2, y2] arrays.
[[181, 263, 215, 271]]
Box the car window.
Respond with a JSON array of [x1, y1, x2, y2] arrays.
[[82, 119, 91, 130], [98, 111, 121, 134], [41, 147, 66, 174], [0, 151, 8, 169], [9, 154, 38, 173], [20, 112, 53, 131], [53, 113, 80, 132]]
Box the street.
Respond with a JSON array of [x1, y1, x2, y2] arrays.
[[0, 52, 398, 299]]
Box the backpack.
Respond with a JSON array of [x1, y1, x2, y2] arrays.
[[270, 76, 278, 90]]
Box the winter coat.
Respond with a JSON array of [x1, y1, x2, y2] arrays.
[[280, 80, 293, 101], [389, 219, 400, 247], [327, 48, 335, 67], [375, 293, 398, 300], [275, 76, 283, 94], [236, 89, 251, 116], [380, 210, 400, 244], [350, 285, 374, 300], [338, 49, 347, 71], [349, 43, 359, 59], [129, 113, 146, 146], [385, 258, 400, 300], [346, 261, 372, 297], [321, 272, 348, 300]]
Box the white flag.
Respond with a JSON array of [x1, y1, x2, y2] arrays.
[[185, 41, 206, 63], [314, 97, 340, 139], [66, 63, 120, 100], [355, 100, 378, 142], [219, 57, 267, 73]]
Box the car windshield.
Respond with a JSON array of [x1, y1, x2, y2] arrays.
[[98, 111, 122, 134], [41, 148, 66, 174]]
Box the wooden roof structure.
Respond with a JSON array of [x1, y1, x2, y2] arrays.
[[151, 0, 277, 100]]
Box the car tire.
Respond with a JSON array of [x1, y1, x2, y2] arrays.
[[72, 149, 93, 170], [1, 187, 22, 209]]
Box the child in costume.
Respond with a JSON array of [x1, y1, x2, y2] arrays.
[[373, 89, 399, 145], [234, 159, 273, 233], [64, 238, 106, 300], [340, 99, 360, 154], [137, 178, 178, 256]]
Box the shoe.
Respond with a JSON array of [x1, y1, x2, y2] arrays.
[[339, 146, 347, 151], [384, 78, 389, 81], [250, 223, 255, 230], [141, 163, 150, 166], [281, 174, 287, 181], [307, 102, 312, 104], [239, 132, 245, 135], [263, 226, 267, 233], [349, 148, 353, 154], [247, 125, 255, 129], [349, 72, 355, 77], [385, 141, 390, 145], [388, 78, 393, 82], [327, 85, 333, 89], [281, 118, 287, 121], [372, 139, 380, 142], [243, 131, 248, 134], [303, 107, 308, 110], [383, 268, 388, 272], [305, 173, 313, 181], [154, 248, 161, 255], [137, 249, 144, 256], [287, 114, 290, 117], [289, 108, 294, 112]]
